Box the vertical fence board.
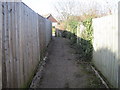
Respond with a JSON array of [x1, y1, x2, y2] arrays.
[[19, 2, 24, 87], [2, 2, 7, 88], [0, 1, 2, 89], [93, 15, 118, 88], [4, 2, 10, 88]]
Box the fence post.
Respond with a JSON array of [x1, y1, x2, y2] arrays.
[[77, 23, 80, 44]]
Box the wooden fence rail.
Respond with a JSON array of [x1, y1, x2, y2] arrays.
[[0, 2, 52, 88]]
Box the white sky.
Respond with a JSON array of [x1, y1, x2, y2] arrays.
[[22, 0, 120, 17], [22, 0, 57, 16]]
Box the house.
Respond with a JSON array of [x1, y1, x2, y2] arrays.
[[44, 14, 58, 27]]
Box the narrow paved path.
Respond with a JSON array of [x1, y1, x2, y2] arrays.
[[30, 37, 105, 88], [39, 37, 88, 88]]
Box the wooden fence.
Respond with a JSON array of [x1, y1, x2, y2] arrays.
[[92, 14, 118, 88], [0, 2, 52, 88]]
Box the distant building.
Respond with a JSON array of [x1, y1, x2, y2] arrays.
[[44, 14, 58, 27]]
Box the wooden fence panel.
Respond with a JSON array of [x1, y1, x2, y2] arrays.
[[93, 15, 118, 88], [1, 2, 52, 88]]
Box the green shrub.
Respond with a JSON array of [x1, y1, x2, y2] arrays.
[[82, 18, 93, 43], [70, 33, 77, 44], [62, 31, 68, 38], [78, 18, 93, 61]]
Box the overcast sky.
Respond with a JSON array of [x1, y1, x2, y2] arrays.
[[22, 0, 120, 17]]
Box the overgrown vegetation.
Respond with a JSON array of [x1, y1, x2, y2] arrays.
[[78, 18, 93, 61], [59, 16, 93, 62], [52, 26, 55, 35]]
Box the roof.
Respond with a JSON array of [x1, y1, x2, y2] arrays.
[[43, 14, 58, 23], [43, 14, 51, 18]]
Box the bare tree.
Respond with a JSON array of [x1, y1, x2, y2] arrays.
[[54, 0, 117, 21], [54, 0, 77, 21], [54, 0, 103, 21]]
